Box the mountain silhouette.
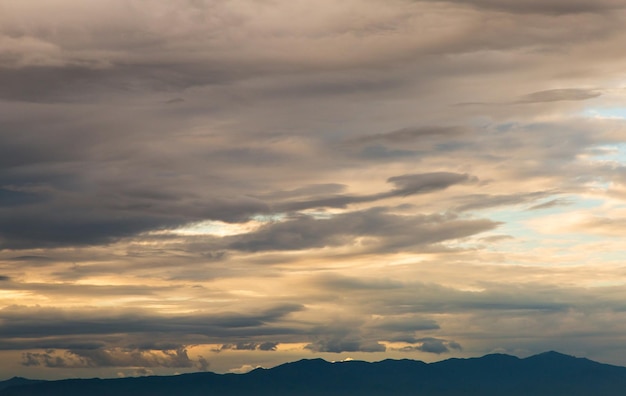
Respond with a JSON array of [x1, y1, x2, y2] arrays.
[[0, 377, 43, 391], [2, 351, 625, 395]]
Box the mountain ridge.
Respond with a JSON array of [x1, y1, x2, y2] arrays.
[[2, 351, 626, 395]]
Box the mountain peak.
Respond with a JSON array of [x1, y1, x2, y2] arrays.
[[526, 350, 576, 360], [538, 350, 570, 357]]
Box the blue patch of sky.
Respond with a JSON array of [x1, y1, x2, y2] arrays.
[[475, 195, 608, 264], [580, 106, 626, 169], [250, 214, 287, 222], [583, 107, 626, 119], [587, 143, 626, 165]]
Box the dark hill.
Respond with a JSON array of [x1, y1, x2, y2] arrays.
[[0, 377, 43, 391], [2, 351, 626, 395]]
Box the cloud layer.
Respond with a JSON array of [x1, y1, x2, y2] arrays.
[[2, 0, 626, 378]]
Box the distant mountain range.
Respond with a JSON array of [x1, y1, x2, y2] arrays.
[[2, 351, 626, 395]]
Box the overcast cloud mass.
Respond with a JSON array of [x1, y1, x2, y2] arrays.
[[3, 0, 626, 379]]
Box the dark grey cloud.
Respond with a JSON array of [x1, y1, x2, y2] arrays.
[[219, 342, 279, 351], [0, 339, 107, 352], [0, 186, 268, 249], [370, 317, 441, 332], [398, 338, 462, 354], [356, 145, 418, 160], [447, 341, 463, 351], [22, 351, 62, 368], [305, 337, 386, 353], [417, 338, 452, 354], [0, 187, 47, 207], [0, 125, 268, 249], [367, 316, 442, 344], [517, 88, 601, 103], [385, 285, 573, 314], [423, 0, 625, 15], [0, 102, 279, 249], [352, 126, 468, 144], [388, 173, 475, 196], [0, 304, 303, 341], [461, 88, 602, 107], [258, 342, 280, 351], [343, 127, 473, 162], [0, 209, 183, 250], [277, 172, 474, 211], [263, 73, 407, 99], [227, 208, 498, 253], [7, 255, 53, 262], [313, 275, 583, 316], [22, 347, 208, 370], [0, 118, 476, 250], [314, 275, 404, 291], [123, 342, 186, 352], [0, 61, 246, 103]]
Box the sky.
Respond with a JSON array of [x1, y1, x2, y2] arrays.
[[3, 0, 626, 380]]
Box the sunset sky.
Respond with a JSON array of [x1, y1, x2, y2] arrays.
[[3, 0, 626, 380]]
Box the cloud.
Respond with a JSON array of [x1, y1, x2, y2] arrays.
[[314, 275, 405, 291], [527, 198, 572, 210], [369, 316, 441, 332], [305, 337, 386, 353], [0, 1, 452, 101], [454, 192, 554, 212], [22, 347, 209, 370], [219, 342, 279, 352], [423, 0, 625, 15], [398, 338, 462, 354], [3, 0, 626, 378], [277, 172, 474, 211], [133, 368, 154, 376], [312, 275, 587, 317], [226, 208, 497, 253], [351, 126, 468, 144], [0, 304, 304, 344], [229, 364, 261, 374], [256, 184, 347, 201], [387, 173, 475, 196], [517, 88, 601, 103], [7, 255, 53, 262]]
